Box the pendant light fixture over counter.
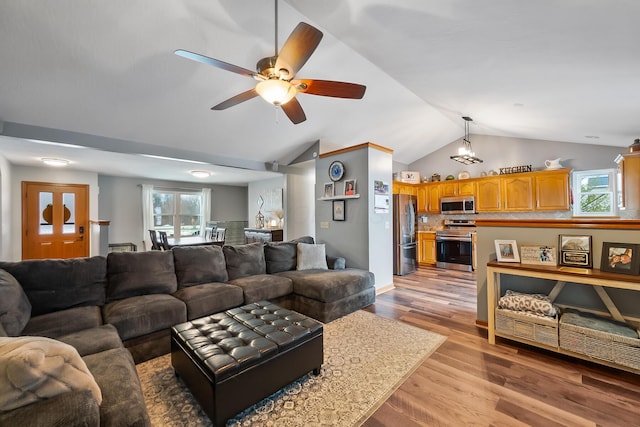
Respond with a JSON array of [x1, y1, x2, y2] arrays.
[[450, 116, 483, 165]]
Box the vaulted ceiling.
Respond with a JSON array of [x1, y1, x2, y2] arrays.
[[0, 1, 638, 184]]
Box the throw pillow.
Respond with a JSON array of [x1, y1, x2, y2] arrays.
[[223, 242, 267, 280], [0, 269, 32, 336], [297, 243, 329, 270], [0, 336, 102, 412], [172, 245, 228, 287], [264, 242, 298, 274]]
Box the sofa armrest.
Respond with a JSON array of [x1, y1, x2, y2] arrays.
[[0, 389, 100, 427], [326, 256, 346, 270]]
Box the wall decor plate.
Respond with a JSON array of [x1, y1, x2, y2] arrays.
[[329, 161, 345, 182], [458, 171, 470, 179]]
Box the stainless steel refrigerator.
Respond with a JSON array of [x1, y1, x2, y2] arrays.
[[393, 193, 417, 275]]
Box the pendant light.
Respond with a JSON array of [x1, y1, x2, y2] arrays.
[[450, 116, 483, 165]]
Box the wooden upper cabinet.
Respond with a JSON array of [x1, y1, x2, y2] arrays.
[[416, 183, 441, 213], [535, 170, 571, 210], [393, 182, 417, 195], [618, 153, 640, 210], [440, 181, 458, 197], [502, 176, 534, 211], [458, 180, 476, 196], [476, 178, 502, 212]]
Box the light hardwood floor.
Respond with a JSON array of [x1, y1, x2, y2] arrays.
[[362, 267, 640, 427]]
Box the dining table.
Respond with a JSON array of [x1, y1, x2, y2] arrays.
[[165, 236, 224, 249]]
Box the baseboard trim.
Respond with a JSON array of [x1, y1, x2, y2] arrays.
[[376, 283, 395, 295]]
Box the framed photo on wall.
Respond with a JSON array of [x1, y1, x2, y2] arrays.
[[600, 242, 640, 275], [323, 182, 334, 198], [558, 234, 593, 268], [495, 240, 520, 262], [333, 200, 345, 221], [344, 179, 356, 196]]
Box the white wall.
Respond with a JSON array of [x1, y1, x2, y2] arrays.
[[0, 154, 13, 260], [286, 168, 316, 240], [9, 166, 99, 261]]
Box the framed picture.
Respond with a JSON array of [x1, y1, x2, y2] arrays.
[[332, 200, 345, 221], [495, 240, 520, 262], [323, 182, 334, 198], [600, 242, 640, 275], [520, 246, 557, 265], [558, 234, 593, 268], [344, 179, 356, 196]]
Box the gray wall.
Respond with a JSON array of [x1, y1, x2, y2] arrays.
[[316, 145, 394, 290], [476, 225, 640, 322], [408, 134, 624, 181], [98, 175, 247, 248]]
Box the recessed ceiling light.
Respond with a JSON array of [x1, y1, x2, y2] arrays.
[[190, 170, 211, 178], [584, 135, 600, 139], [41, 157, 70, 167]]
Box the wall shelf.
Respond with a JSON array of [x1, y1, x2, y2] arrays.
[[318, 194, 361, 201]]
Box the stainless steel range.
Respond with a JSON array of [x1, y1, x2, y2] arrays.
[[436, 219, 476, 271]]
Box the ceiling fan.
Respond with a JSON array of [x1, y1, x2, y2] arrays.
[[174, 0, 366, 124]]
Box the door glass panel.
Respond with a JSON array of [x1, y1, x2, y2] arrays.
[[39, 192, 54, 235], [62, 192, 76, 234]]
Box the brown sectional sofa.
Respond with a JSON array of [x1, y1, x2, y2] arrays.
[[0, 236, 375, 426]]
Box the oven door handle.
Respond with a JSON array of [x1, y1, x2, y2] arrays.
[[436, 236, 472, 242]]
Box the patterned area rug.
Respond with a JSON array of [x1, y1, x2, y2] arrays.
[[136, 310, 446, 426]]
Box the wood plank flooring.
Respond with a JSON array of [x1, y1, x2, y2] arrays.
[[362, 267, 640, 427]]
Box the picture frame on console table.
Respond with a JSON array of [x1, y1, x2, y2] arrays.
[[600, 242, 640, 275], [558, 234, 592, 268], [520, 245, 557, 266], [495, 240, 520, 262]]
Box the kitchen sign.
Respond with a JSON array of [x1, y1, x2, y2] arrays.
[[499, 165, 533, 174]]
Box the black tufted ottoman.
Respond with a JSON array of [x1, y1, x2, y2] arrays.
[[170, 300, 323, 426]]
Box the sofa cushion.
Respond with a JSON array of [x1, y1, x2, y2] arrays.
[[223, 242, 266, 280], [103, 294, 186, 341], [227, 274, 294, 303], [173, 282, 244, 320], [0, 257, 106, 316], [57, 324, 124, 357], [172, 245, 228, 287], [22, 306, 103, 339], [276, 268, 375, 303], [297, 243, 328, 270], [107, 251, 177, 302], [264, 242, 298, 274], [83, 347, 150, 426], [0, 269, 31, 336], [0, 336, 102, 412]]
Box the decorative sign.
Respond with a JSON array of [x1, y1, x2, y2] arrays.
[[499, 165, 532, 175], [558, 234, 593, 268], [520, 246, 557, 265]]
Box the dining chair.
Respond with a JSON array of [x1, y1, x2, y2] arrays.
[[158, 231, 170, 250], [204, 225, 217, 240], [215, 227, 226, 242], [149, 230, 162, 250]]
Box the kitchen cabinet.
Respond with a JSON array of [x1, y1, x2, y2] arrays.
[[440, 181, 458, 197], [502, 176, 534, 211], [616, 152, 640, 210], [458, 180, 476, 196], [416, 183, 441, 213], [476, 177, 502, 212], [535, 170, 570, 210], [393, 182, 416, 195], [417, 232, 436, 266], [439, 180, 475, 198]]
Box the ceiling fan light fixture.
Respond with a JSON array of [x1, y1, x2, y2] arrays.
[[255, 79, 297, 106]]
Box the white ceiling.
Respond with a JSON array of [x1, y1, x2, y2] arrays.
[[0, 0, 638, 184]]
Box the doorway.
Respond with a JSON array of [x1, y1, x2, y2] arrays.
[[22, 181, 89, 260]]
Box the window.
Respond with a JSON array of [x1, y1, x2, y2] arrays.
[[572, 169, 617, 217], [152, 189, 203, 237]]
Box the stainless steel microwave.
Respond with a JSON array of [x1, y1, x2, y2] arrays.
[[440, 196, 476, 214]]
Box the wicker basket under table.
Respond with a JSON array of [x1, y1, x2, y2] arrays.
[[496, 308, 559, 347], [559, 318, 640, 371]]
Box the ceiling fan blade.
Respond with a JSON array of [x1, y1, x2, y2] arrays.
[[294, 79, 366, 99], [211, 88, 258, 110], [281, 97, 307, 124], [275, 23, 323, 78], [175, 49, 257, 78]]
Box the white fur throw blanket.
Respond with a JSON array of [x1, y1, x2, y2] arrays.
[[0, 336, 102, 412]]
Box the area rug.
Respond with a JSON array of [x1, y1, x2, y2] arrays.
[[136, 310, 446, 426]]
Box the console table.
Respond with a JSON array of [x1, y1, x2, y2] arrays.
[[244, 228, 283, 243], [487, 261, 640, 373]]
